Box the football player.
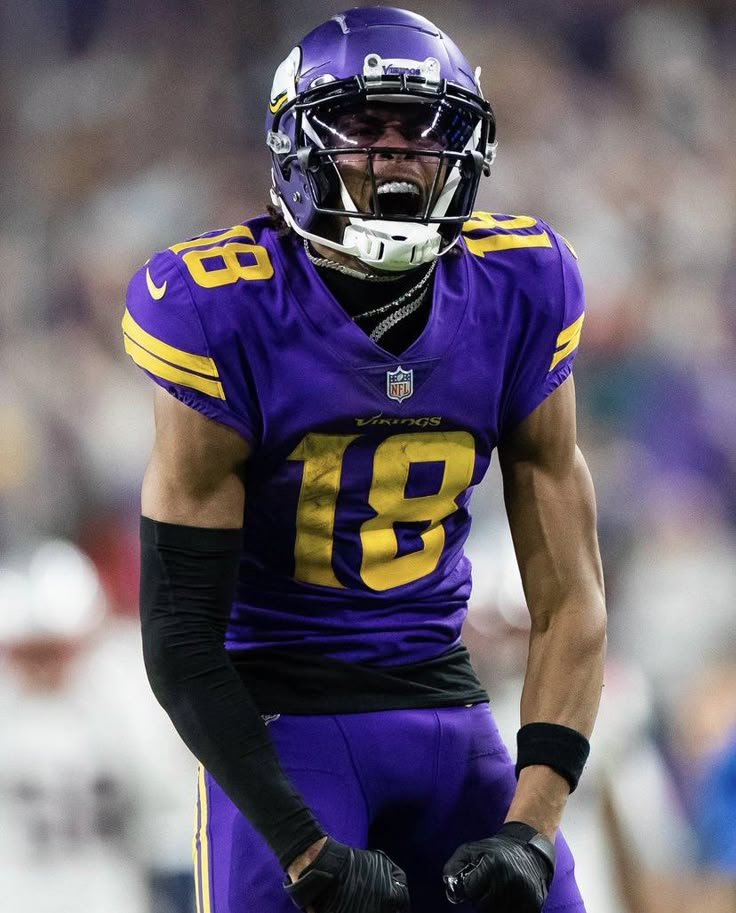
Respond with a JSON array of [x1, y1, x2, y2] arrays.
[[124, 8, 606, 912]]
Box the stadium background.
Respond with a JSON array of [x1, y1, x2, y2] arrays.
[[1, 0, 735, 910]]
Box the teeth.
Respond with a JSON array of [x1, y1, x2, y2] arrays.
[[377, 181, 420, 195]]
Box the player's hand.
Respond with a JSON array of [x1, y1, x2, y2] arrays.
[[442, 821, 555, 913], [284, 836, 410, 912]]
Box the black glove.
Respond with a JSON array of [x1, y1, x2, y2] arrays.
[[284, 836, 410, 913], [443, 821, 555, 913]]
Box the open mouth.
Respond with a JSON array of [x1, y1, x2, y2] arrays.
[[376, 180, 423, 218]]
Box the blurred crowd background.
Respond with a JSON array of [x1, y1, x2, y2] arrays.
[[1, 0, 735, 911]]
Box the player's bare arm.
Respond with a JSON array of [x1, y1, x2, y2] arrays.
[[443, 377, 605, 911], [142, 387, 249, 527], [498, 375, 607, 839]]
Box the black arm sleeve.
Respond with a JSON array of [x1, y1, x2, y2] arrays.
[[139, 516, 325, 868]]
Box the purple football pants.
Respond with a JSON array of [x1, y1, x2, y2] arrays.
[[193, 703, 585, 912]]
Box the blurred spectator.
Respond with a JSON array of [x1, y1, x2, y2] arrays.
[[0, 539, 196, 913], [697, 729, 736, 874], [610, 472, 736, 714], [672, 662, 736, 874], [602, 660, 736, 913]]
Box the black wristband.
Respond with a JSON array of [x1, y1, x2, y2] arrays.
[[515, 722, 590, 792], [139, 516, 325, 867]]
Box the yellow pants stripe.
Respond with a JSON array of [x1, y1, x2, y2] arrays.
[[193, 765, 213, 913]]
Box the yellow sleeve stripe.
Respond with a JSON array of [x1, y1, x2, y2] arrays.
[[122, 308, 219, 379], [123, 306, 225, 399], [124, 335, 226, 399], [550, 312, 584, 370]]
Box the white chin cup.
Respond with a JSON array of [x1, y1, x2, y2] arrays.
[[276, 195, 445, 273], [342, 220, 441, 272]]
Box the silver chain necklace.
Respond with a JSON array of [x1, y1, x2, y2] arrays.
[[369, 285, 431, 342], [351, 260, 436, 321], [303, 240, 436, 343]]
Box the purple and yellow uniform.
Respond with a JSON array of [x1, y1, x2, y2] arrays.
[[124, 211, 586, 912], [124, 211, 582, 662]]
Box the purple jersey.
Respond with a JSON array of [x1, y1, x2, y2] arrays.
[[123, 212, 584, 665]]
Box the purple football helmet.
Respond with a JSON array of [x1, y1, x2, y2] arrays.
[[266, 7, 496, 271]]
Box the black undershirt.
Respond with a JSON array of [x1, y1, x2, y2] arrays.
[[231, 644, 489, 714], [313, 261, 435, 355]]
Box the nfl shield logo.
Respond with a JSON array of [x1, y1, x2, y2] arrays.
[[386, 365, 414, 403]]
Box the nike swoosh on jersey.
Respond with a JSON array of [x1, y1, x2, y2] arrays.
[[146, 268, 167, 300]]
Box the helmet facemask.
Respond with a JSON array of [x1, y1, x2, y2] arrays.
[[269, 69, 495, 271]]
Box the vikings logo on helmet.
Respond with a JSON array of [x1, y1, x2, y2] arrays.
[[266, 7, 497, 272]]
